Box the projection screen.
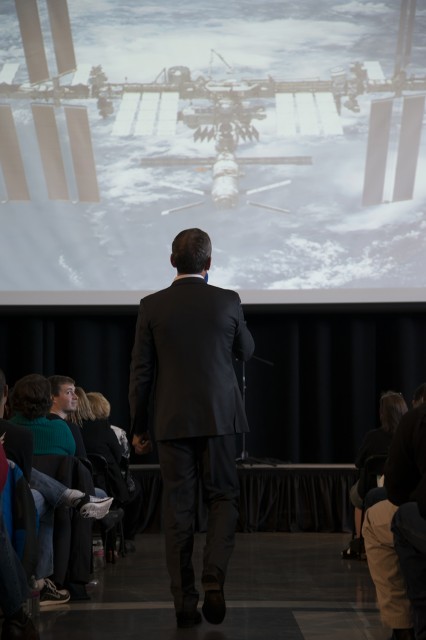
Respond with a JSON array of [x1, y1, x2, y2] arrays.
[[0, 0, 425, 305]]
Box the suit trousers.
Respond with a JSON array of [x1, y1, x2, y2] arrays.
[[392, 502, 426, 640], [363, 499, 412, 630], [157, 435, 240, 613]]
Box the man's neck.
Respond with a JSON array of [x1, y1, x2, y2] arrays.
[[174, 273, 205, 281], [50, 408, 67, 420]]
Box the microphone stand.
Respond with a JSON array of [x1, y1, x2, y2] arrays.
[[236, 355, 275, 465]]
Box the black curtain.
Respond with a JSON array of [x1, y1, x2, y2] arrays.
[[1, 303, 426, 464]]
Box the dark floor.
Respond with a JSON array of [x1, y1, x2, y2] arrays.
[[32, 532, 390, 640]]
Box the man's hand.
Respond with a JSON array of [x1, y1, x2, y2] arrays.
[[132, 433, 153, 455]]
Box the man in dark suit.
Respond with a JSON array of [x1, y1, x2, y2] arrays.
[[129, 228, 255, 629]]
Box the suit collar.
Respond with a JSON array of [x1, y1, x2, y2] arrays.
[[171, 277, 206, 287]]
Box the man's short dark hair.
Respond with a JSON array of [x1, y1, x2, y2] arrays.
[[171, 228, 211, 274], [11, 374, 52, 420], [48, 375, 75, 396]]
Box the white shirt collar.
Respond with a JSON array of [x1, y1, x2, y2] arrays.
[[173, 274, 204, 281]]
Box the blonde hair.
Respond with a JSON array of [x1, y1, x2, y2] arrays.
[[70, 387, 95, 426], [86, 391, 111, 420]]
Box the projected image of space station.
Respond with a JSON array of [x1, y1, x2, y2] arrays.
[[0, 0, 425, 304]]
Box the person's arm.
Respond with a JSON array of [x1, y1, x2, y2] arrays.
[[232, 295, 255, 362], [105, 426, 125, 464], [129, 299, 156, 441], [132, 431, 153, 455], [384, 411, 420, 505], [59, 422, 77, 456], [0, 443, 8, 492], [354, 431, 373, 469], [66, 421, 88, 458]]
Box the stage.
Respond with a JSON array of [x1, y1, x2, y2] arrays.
[[131, 463, 357, 534]]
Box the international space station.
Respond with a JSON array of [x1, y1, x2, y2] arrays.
[[0, 0, 424, 213]]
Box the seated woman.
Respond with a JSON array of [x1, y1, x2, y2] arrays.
[[82, 391, 148, 552], [80, 391, 130, 504], [342, 390, 408, 557]]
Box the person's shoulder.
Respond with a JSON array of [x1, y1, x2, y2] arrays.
[[364, 427, 386, 438], [0, 417, 14, 431], [45, 414, 71, 430], [205, 283, 240, 298], [139, 285, 174, 307], [402, 404, 426, 422], [0, 418, 33, 439], [397, 404, 426, 434]]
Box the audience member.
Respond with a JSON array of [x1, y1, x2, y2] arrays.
[[363, 499, 413, 639], [0, 369, 113, 605], [392, 503, 426, 640], [69, 387, 95, 427], [1, 369, 111, 517], [9, 375, 76, 457], [7, 373, 110, 601], [386, 398, 426, 640], [412, 382, 426, 409], [81, 392, 129, 499], [362, 392, 426, 640], [0, 443, 39, 640], [48, 375, 87, 458], [48, 377, 118, 511], [344, 390, 408, 555], [85, 391, 146, 552]]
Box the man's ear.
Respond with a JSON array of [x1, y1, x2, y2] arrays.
[[205, 257, 211, 271], [170, 254, 176, 268]]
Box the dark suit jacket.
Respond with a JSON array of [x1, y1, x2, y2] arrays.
[[129, 277, 255, 440]]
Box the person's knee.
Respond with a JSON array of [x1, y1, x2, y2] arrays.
[[364, 487, 387, 510], [393, 502, 421, 528], [393, 502, 426, 554], [350, 481, 363, 509]]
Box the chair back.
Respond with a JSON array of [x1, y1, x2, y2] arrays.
[[358, 454, 388, 499], [87, 453, 129, 504]]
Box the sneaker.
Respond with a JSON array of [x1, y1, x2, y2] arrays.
[[89, 495, 113, 504], [39, 579, 70, 607], [79, 496, 113, 519]]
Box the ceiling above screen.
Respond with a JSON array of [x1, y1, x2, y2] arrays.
[[0, 0, 425, 305]]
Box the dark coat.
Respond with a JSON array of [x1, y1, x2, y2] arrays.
[[385, 404, 426, 516], [354, 427, 393, 469], [129, 277, 255, 440], [0, 418, 34, 483], [32, 454, 95, 586]]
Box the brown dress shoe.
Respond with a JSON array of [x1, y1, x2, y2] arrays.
[[176, 610, 202, 628], [202, 588, 226, 625]]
